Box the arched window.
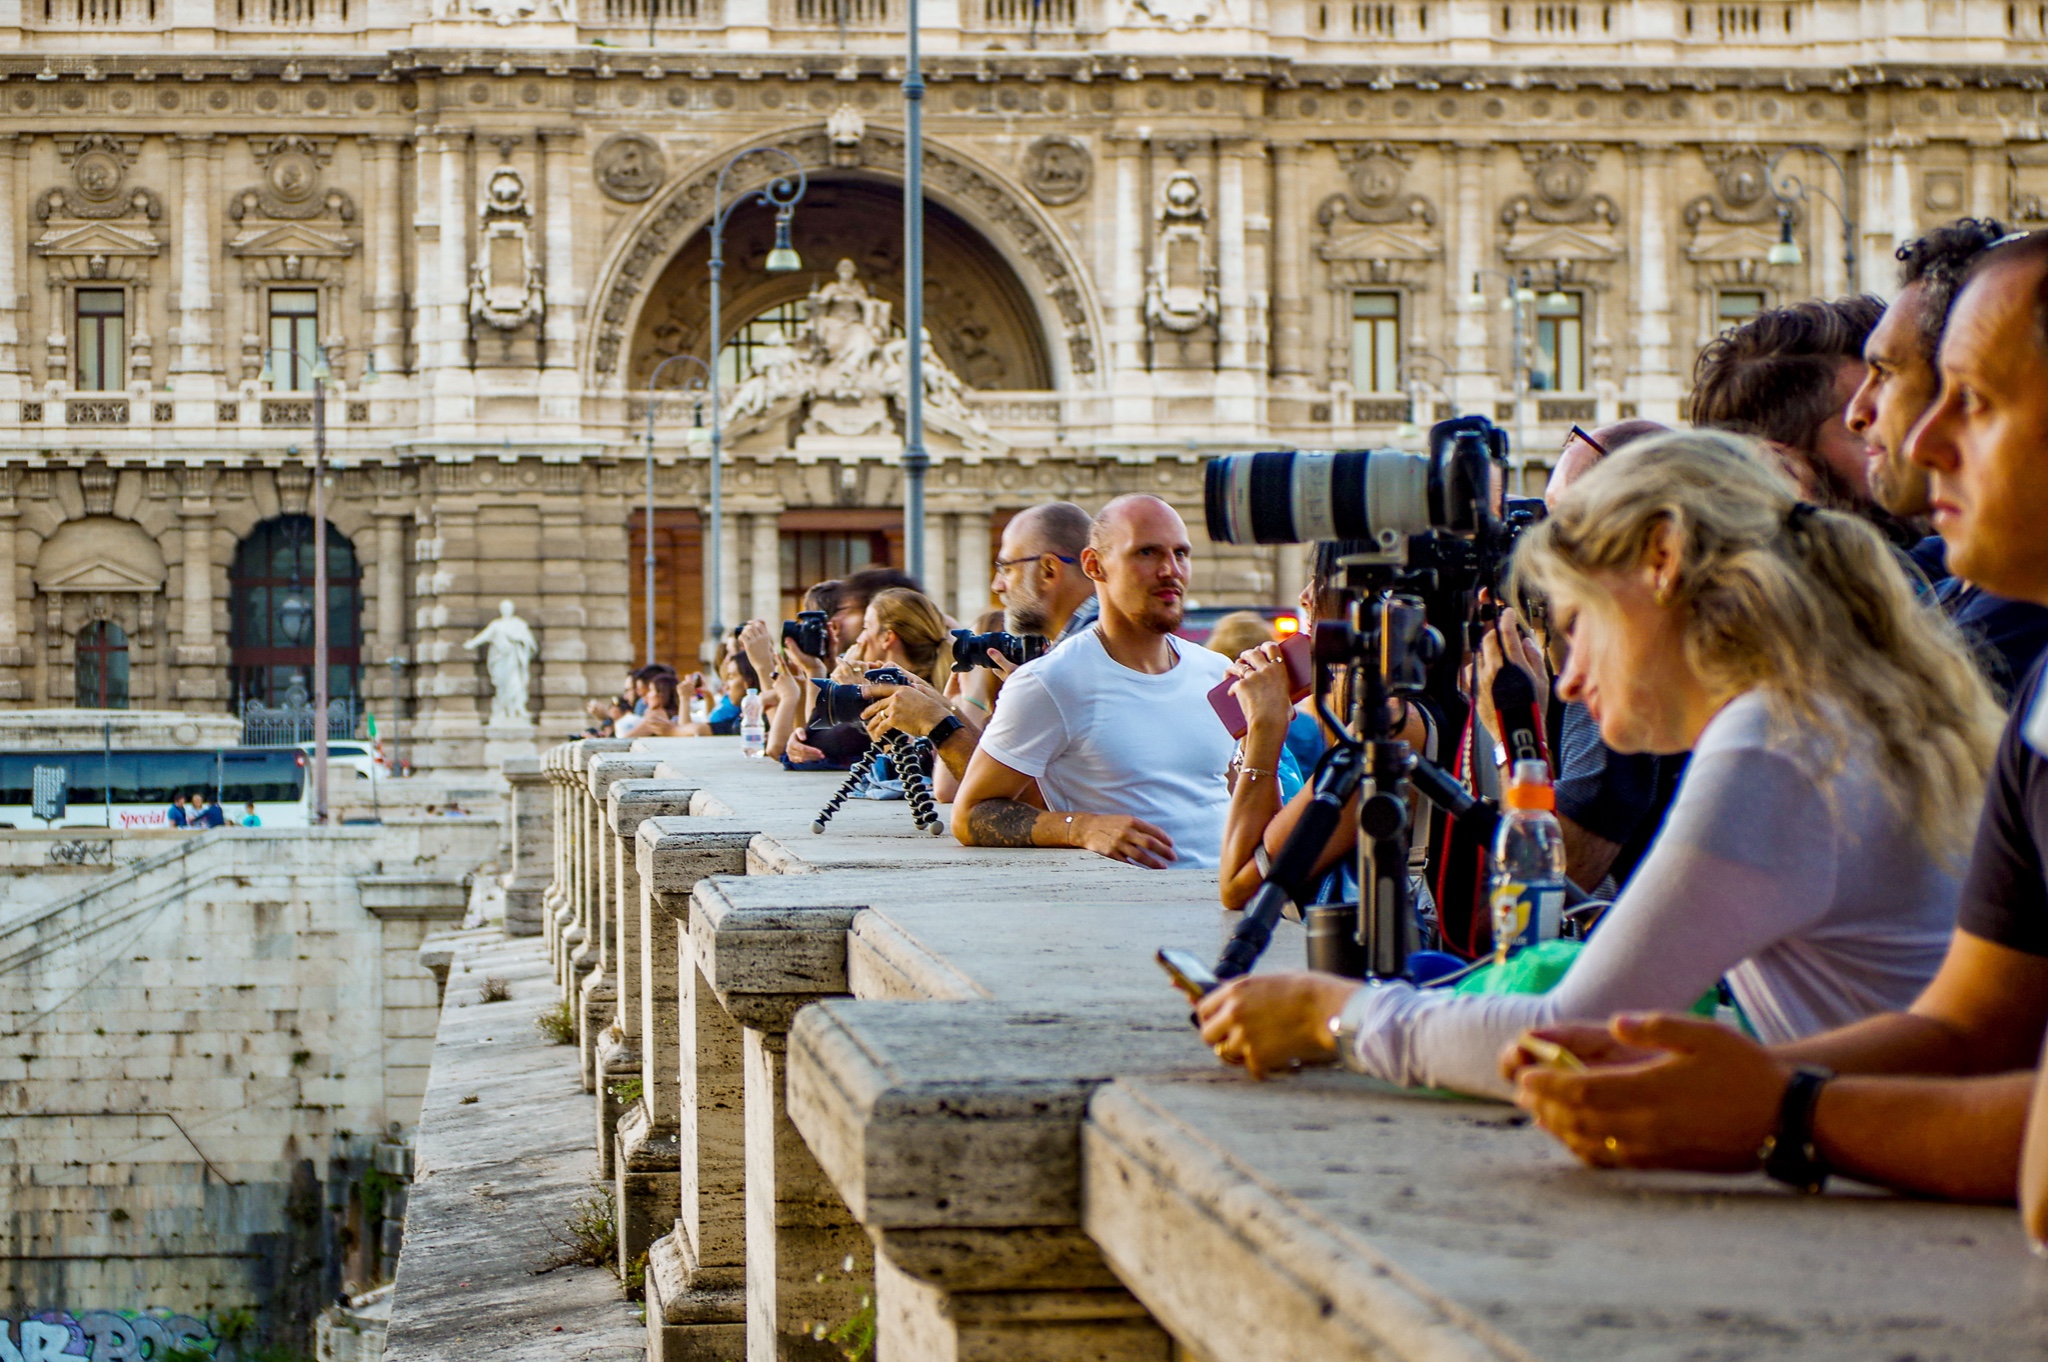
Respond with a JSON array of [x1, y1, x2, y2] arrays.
[[228, 515, 362, 713], [75, 620, 129, 710]]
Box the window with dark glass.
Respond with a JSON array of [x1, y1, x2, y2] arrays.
[[228, 515, 363, 711], [1532, 292, 1585, 392], [1718, 291, 1766, 331], [74, 620, 130, 710], [75, 289, 126, 393], [268, 290, 321, 391]]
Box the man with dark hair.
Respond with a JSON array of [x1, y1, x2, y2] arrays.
[[1690, 296, 1887, 512], [1509, 231, 2048, 1221], [1847, 219, 2048, 696], [993, 501, 1099, 642], [834, 565, 921, 654]]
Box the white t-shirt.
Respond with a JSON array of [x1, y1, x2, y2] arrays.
[[977, 628, 1236, 870]]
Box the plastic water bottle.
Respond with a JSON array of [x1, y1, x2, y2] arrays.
[[740, 689, 765, 758], [1489, 759, 1567, 963]]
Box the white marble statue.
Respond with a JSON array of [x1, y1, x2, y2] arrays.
[[464, 600, 538, 725]]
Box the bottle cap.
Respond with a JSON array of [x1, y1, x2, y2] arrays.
[[1504, 759, 1554, 810]]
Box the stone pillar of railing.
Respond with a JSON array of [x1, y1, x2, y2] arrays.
[[585, 755, 662, 1141], [690, 877, 872, 1362], [789, 1000, 1192, 1362], [636, 813, 762, 1362], [561, 740, 630, 994], [543, 746, 574, 964], [602, 779, 702, 1276], [501, 755, 552, 937]]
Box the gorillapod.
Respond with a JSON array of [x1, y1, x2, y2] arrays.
[[811, 730, 945, 836]]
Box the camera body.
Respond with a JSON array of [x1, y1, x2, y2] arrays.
[[949, 628, 1047, 673], [782, 610, 830, 660], [809, 666, 912, 728]]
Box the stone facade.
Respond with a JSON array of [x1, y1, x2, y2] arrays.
[[3, 8, 2045, 766]]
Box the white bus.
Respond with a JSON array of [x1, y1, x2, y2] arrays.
[[0, 748, 310, 830]]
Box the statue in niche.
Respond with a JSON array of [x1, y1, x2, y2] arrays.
[[464, 600, 537, 726], [807, 258, 893, 403]]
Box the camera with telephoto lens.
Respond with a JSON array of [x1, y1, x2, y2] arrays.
[[809, 667, 911, 728], [782, 610, 830, 660], [949, 628, 1047, 673]]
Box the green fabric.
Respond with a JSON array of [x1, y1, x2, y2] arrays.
[[1449, 938, 1730, 1023]]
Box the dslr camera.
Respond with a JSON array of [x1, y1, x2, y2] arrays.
[[782, 610, 830, 660], [810, 667, 913, 728], [949, 628, 1047, 673]]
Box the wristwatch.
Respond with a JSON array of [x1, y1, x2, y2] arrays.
[[927, 715, 965, 749], [1759, 1064, 1835, 1194]]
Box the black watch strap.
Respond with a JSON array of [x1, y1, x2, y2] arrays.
[[927, 715, 965, 749], [1761, 1064, 1835, 1194]]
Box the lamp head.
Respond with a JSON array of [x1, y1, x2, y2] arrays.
[[764, 211, 801, 274], [360, 355, 380, 387], [1767, 209, 1802, 266]]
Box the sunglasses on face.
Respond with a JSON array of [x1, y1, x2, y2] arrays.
[[1563, 425, 1608, 458]]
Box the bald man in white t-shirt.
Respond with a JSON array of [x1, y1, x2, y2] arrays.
[[952, 495, 1235, 869]]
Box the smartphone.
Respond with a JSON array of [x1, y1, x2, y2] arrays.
[[1516, 1033, 1587, 1072], [1156, 946, 1220, 1002], [1207, 631, 1316, 740]]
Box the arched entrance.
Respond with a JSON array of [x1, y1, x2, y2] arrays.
[[627, 176, 1052, 391], [75, 620, 129, 710], [227, 516, 363, 714]]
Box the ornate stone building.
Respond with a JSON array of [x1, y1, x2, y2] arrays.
[[1, 3, 2044, 765]]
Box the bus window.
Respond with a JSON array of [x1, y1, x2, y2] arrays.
[[220, 750, 305, 805], [133, 752, 215, 805]]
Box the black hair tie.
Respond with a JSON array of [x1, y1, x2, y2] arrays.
[[1785, 501, 1819, 531]]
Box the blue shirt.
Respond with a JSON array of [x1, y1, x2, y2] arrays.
[[1917, 537, 2048, 701]]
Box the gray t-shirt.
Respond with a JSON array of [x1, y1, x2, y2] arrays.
[[1339, 690, 1959, 1098]]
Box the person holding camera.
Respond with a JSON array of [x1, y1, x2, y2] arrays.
[[952, 495, 1235, 869], [1196, 429, 2000, 1098], [1505, 232, 2048, 1220], [992, 501, 1099, 642]]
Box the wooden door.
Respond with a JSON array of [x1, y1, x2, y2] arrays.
[[628, 508, 704, 671]]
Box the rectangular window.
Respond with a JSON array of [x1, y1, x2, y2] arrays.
[[1350, 292, 1402, 394], [1718, 290, 1765, 330], [75, 289, 125, 393], [268, 290, 320, 391], [1532, 291, 1584, 392]]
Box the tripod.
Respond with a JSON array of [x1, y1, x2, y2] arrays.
[[811, 730, 945, 836]]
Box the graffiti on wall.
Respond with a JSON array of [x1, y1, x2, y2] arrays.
[[0, 1313, 216, 1362]]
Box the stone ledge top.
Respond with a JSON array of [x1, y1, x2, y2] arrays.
[[361, 873, 471, 920], [1083, 1072, 2044, 1362], [605, 778, 698, 835], [586, 754, 660, 800], [500, 754, 543, 777]]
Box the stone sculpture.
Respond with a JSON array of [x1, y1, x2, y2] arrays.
[[464, 600, 537, 725]]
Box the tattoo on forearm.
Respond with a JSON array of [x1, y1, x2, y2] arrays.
[[966, 798, 1044, 848]]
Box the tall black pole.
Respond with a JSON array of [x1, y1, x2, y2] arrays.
[[902, 0, 928, 584]]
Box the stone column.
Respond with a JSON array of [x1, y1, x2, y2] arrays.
[[1268, 141, 1310, 383], [539, 128, 582, 431], [0, 136, 21, 392], [1450, 143, 1494, 412], [375, 511, 407, 663], [586, 755, 662, 1158], [606, 780, 701, 1276], [717, 513, 742, 638], [175, 500, 214, 667], [1108, 135, 1153, 432], [748, 511, 781, 625], [502, 756, 553, 937], [1889, 139, 1919, 272], [429, 128, 476, 431], [170, 135, 219, 394], [1214, 138, 1256, 432], [1968, 140, 2004, 220], [563, 742, 632, 1022], [1629, 145, 1680, 422], [954, 510, 990, 625], [638, 815, 758, 1362], [0, 494, 18, 675], [363, 135, 408, 382], [546, 749, 575, 961]]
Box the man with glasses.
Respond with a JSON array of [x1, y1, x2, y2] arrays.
[[991, 501, 1098, 644]]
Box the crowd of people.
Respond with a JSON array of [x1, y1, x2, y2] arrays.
[[597, 220, 2048, 1239]]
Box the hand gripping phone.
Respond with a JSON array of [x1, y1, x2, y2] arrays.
[[1206, 632, 1315, 740], [1156, 946, 1220, 1002]]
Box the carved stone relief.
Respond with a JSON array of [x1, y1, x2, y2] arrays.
[[39, 135, 160, 223], [1317, 143, 1440, 273], [595, 133, 666, 203], [470, 165, 545, 331], [1502, 144, 1622, 266], [827, 104, 865, 168], [232, 136, 356, 224], [1684, 146, 1785, 265], [1144, 171, 1219, 335], [1022, 136, 1091, 207]]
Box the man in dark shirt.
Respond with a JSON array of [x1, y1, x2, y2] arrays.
[[1509, 230, 2048, 1216], [1845, 218, 2048, 698]]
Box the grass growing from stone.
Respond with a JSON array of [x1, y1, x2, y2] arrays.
[[479, 976, 512, 1003], [609, 1077, 643, 1107], [534, 999, 576, 1045], [538, 1182, 617, 1274]]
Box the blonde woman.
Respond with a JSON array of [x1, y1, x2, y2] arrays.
[[848, 586, 952, 688], [1197, 430, 2002, 1095]]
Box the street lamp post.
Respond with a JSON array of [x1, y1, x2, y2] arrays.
[[902, 0, 929, 585], [705, 151, 805, 663], [1767, 145, 1858, 286], [265, 342, 375, 826], [639, 353, 710, 666]]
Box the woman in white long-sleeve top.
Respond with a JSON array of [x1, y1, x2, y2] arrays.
[[1197, 429, 2004, 1098]]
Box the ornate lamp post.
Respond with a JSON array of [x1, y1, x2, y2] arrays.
[[705, 150, 805, 663], [1767, 145, 1858, 285], [902, 0, 929, 584], [265, 342, 376, 825], [639, 353, 710, 666]]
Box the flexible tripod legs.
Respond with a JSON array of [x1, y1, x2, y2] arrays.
[[811, 731, 945, 836]]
